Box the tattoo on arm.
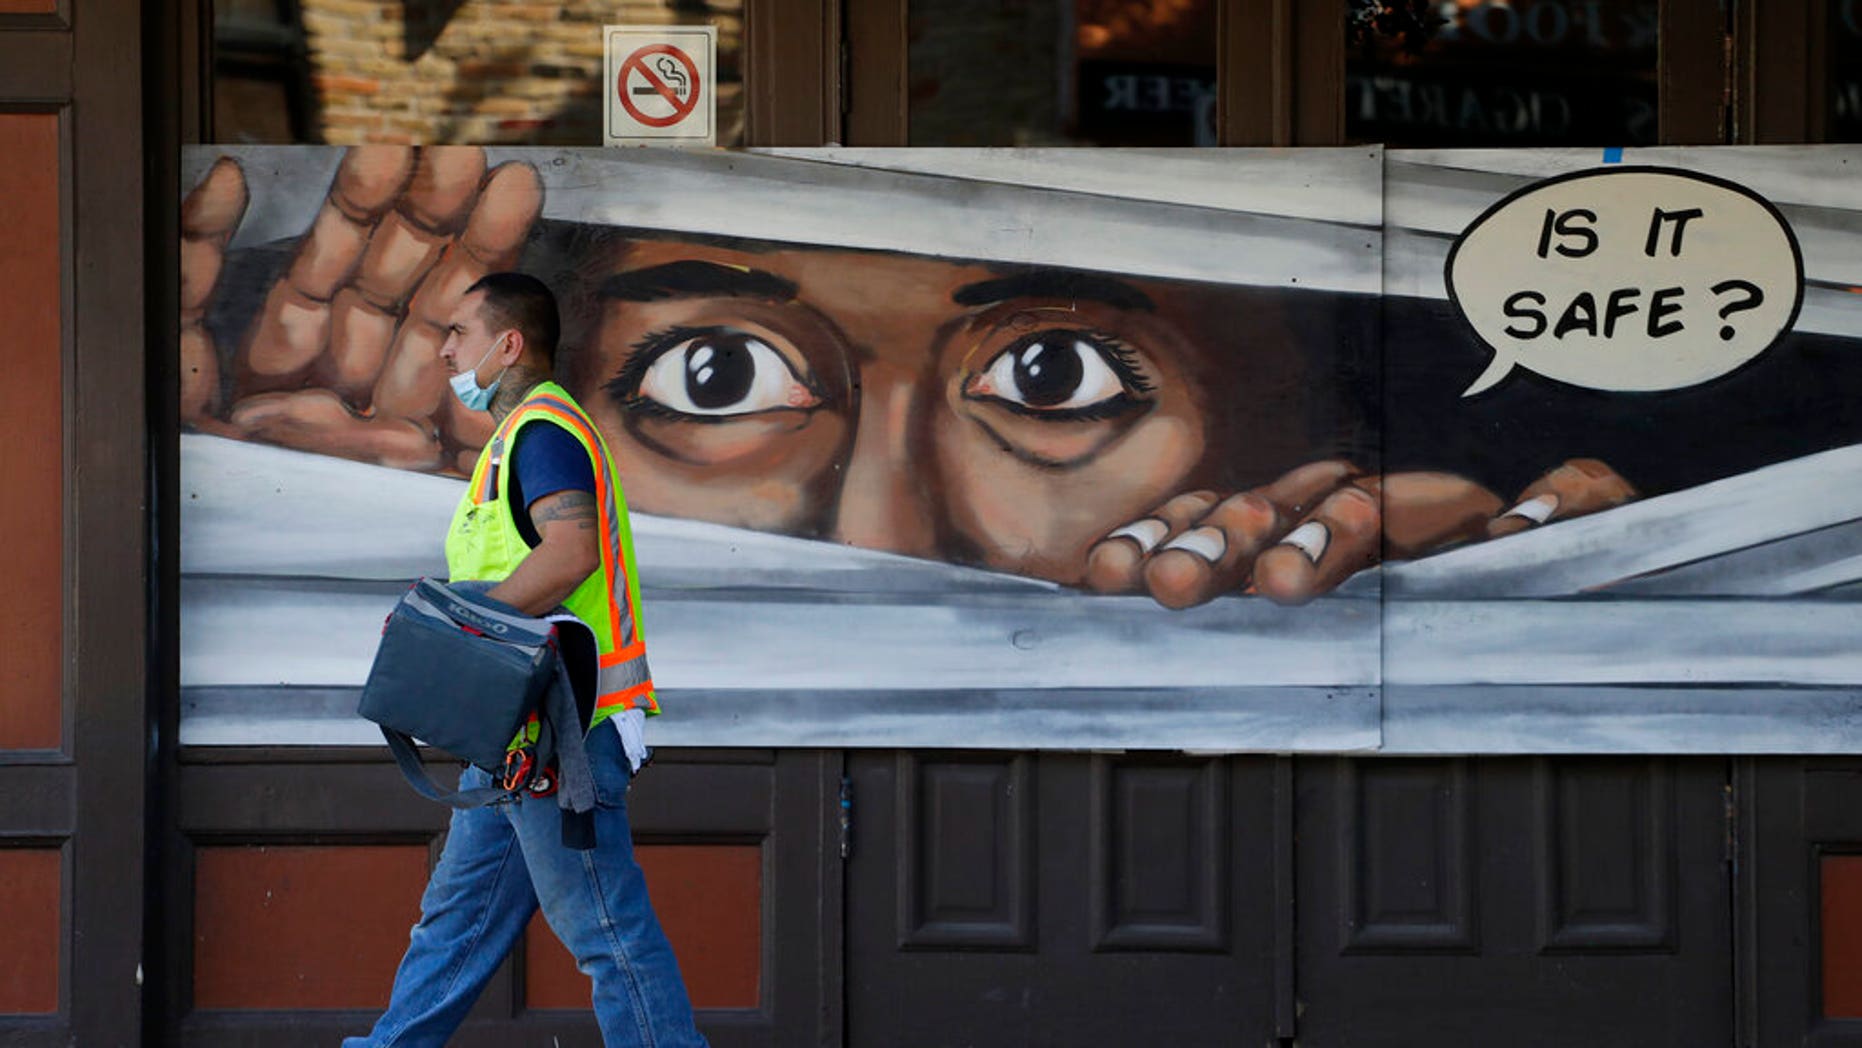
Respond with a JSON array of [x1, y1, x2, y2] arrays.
[[532, 490, 598, 531]]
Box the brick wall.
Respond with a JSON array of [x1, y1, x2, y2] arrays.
[[295, 0, 742, 145]]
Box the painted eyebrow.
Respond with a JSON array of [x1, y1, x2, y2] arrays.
[[951, 271, 1155, 312], [598, 260, 799, 303]]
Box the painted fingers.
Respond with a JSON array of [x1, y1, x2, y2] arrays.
[[1251, 483, 1384, 605], [199, 145, 542, 471], [370, 157, 542, 436], [179, 157, 249, 425], [227, 389, 446, 473], [236, 145, 416, 391], [1085, 460, 1374, 608], [1487, 458, 1637, 538], [317, 146, 487, 405], [1083, 458, 1635, 609]]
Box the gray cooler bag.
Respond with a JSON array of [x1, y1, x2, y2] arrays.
[[358, 578, 598, 842]]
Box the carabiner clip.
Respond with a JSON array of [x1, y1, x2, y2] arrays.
[[501, 747, 535, 792]]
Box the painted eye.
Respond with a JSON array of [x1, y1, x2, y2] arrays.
[[969, 331, 1150, 413], [635, 330, 818, 417]]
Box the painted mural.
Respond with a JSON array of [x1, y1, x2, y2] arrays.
[[178, 144, 1862, 751]]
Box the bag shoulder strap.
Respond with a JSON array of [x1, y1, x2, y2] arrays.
[[380, 727, 515, 809]]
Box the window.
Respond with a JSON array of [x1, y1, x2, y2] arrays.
[[208, 0, 745, 145], [907, 0, 1217, 146], [1346, 0, 1660, 147]]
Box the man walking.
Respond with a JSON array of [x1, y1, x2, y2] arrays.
[[346, 272, 706, 1047]]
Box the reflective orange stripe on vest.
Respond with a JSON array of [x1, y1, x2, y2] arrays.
[[473, 412, 524, 507], [517, 395, 652, 713], [521, 400, 627, 641]]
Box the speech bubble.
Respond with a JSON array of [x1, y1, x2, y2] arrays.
[[1446, 166, 1803, 397]]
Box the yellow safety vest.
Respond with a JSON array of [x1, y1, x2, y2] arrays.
[[444, 381, 656, 727]]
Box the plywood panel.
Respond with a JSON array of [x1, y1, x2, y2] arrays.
[[525, 843, 762, 1010], [193, 844, 427, 1009], [0, 113, 61, 752], [0, 849, 60, 1013], [1823, 854, 1862, 1017]]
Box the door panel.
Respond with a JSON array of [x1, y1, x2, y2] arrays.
[[1337, 759, 1478, 952], [0, 110, 61, 755], [847, 752, 1281, 1048], [1090, 759, 1230, 951], [896, 754, 1036, 950], [1298, 757, 1732, 1048], [166, 749, 840, 1048], [0, 108, 68, 1035]]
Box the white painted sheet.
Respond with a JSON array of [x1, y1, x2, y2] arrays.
[[179, 576, 1380, 691], [187, 146, 1384, 295], [182, 435, 1054, 594], [1383, 442, 1862, 598], [178, 434, 1862, 748], [1392, 145, 1862, 213], [172, 145, 1862, 752], [180, 685, 1385, 752], [1385, 601, 1862, 686], [1381, 686, 1862, 754], [753, 147, 1386, 228]]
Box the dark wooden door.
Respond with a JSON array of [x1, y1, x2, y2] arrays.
[[845, 752, 1287, 1047], [1295, 757, 1733, 1047]]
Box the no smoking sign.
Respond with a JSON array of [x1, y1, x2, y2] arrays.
[[604, 26, 716, 145]]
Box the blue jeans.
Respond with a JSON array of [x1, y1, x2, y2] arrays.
[[345, 723, 706, 1047]]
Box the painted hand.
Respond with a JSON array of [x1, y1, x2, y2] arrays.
[[1082, 458, 1637, 607], [178, 146, 543, 473]]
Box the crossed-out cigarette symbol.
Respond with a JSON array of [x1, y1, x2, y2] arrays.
[[617, 43, 702, 128], [631, 56, 688, 98]]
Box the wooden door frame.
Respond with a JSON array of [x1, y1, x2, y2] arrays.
[[1732, 0, 1832, 143], [1660, 0, 1732, 144], [843, 0, 904, 145], [0, 0, 150, 1041], [1218, 0, 1344, 146], [745, 0, 842, 145]]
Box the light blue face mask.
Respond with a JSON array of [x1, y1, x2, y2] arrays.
[[449, 334, 509, 412]]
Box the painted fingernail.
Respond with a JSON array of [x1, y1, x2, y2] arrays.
[[1161, 526, 1227, 563], [1279, 521, 1331, 563], [1108, 518, 1170, 554], [1501, 493, 1559, 525]]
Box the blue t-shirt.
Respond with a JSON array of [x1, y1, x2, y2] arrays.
[[508, 422, 597, 548]]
